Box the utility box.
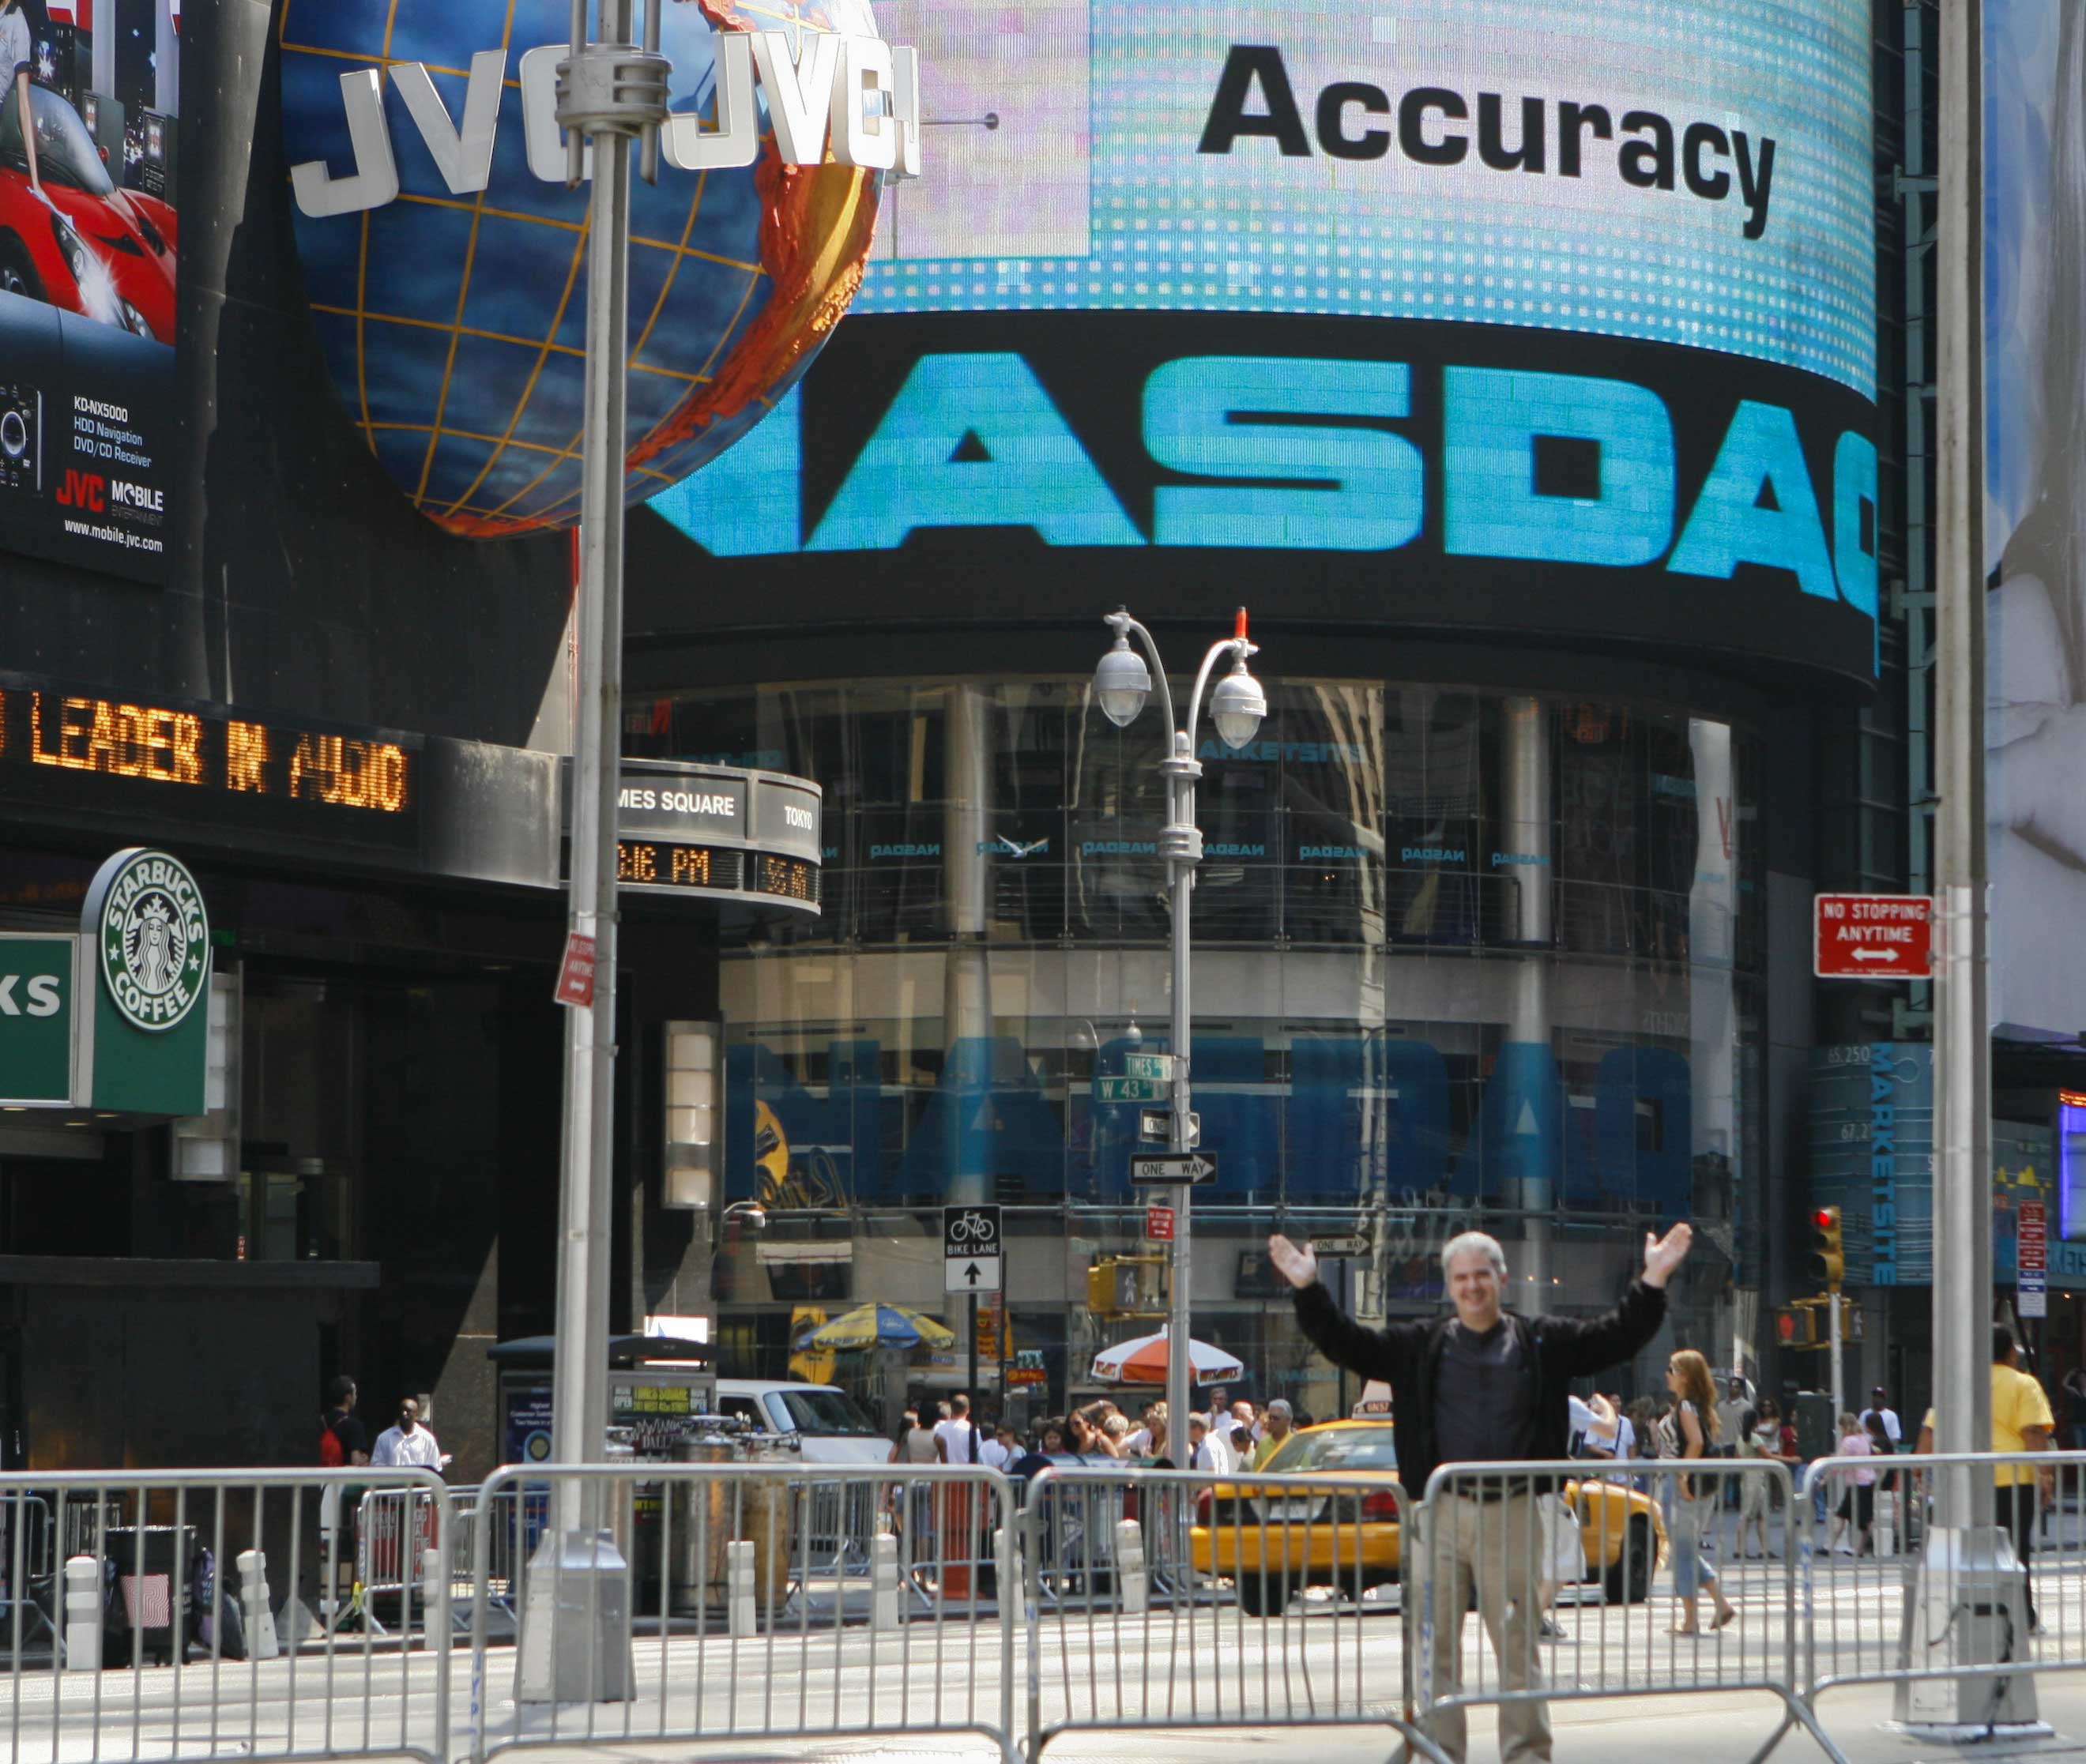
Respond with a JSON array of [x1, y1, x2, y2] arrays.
[[1794, 1390, 1836, 1462]]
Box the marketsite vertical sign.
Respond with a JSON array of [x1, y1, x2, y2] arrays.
[[0, 847, 213, 1113]]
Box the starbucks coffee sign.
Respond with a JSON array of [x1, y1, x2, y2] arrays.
[[90, 849, 210, 1032], [0, 850, 216, 1115], [74, 848, 214, 1115]]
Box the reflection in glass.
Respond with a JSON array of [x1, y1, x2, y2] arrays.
[[656, 679, 1761, 1394]]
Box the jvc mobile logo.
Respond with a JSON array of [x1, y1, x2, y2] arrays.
[[56, 470, 104, 510]]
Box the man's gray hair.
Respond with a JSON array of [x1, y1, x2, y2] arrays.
[[1265, 1399, 1293, 1418], [1440, 1231, 1508, 1279]]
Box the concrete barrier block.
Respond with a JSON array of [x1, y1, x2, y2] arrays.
[[870, 1531, 899, 1630], [1115, 1518, 1149, 1616], [235, 1548, 281, 1661], [62, 1556, 100, 1673]]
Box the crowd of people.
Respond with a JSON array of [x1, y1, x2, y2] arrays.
[[884, 1385, 1303, 1478]]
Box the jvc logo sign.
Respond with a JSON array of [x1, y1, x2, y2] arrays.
[[55, 470, 105, 510], [292, 27, 921, 218]]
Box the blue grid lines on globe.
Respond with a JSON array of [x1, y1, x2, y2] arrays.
[[281, 0, 789, 536]]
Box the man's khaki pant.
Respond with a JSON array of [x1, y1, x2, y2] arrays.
[[1412, 1490, 1550, 1764]]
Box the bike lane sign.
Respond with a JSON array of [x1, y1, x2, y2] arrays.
[[944, 1203, 1003, 1293]]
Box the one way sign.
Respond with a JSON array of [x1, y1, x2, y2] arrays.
[[943, 1204, 1003, 1293], [1128, 1152, 1219, 1186]]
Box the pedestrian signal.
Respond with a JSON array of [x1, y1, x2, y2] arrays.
[[1775, 1306, 1817, 1348]]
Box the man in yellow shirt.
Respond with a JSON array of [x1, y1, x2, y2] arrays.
[[1916, 1325, 2055, 1627]]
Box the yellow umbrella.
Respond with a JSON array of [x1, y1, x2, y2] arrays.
[[800, 1302, 956, 1352]]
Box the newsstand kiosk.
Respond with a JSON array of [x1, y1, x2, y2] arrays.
[[488, 1333, 740, 1610]]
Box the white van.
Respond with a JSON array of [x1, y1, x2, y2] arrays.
[[713, 1379, 889, 1465]]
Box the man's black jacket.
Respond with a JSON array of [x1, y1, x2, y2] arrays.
[[1291, 1277, 1668, 1495]]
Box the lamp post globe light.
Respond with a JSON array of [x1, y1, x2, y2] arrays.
[[1090, 607, 1263, 1469]]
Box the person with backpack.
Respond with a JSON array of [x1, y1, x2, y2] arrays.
[[322, 1376, 370, 1467], [318, 1376, 368, 1624]]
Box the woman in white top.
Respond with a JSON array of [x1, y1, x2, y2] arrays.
[[1734, 1396, 1785, 1559]]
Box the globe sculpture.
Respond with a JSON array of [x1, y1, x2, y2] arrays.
[[278, 0, 883, 538]]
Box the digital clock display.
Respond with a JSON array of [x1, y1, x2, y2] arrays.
[[610, 840, 819, 914], [617, 840, 745, 893], [756, 854, 819, 905], [0, 675, 421, 849]]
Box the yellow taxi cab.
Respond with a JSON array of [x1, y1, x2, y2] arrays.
[[1191, 1415, 1666, 1615]]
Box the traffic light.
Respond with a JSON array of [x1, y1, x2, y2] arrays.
[[1775, 1304, 1818, 1348], [1807, 1205, 1845, 1288]]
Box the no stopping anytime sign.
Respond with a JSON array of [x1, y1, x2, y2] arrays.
[[1814, 893, 1933, 979]]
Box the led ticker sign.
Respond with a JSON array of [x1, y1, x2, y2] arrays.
[[0, 675, 420, 847], [577, 760, 823, 915], [611, 841, 821, 912], [758, 854, 819, 905], [619, 841, 740, 892]]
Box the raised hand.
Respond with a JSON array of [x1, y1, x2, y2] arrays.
[[1267, 1233, 1320, 1291], [1643, 1221, 1694, 1288]]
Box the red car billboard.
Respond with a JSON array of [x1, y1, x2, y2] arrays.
[[0, 0, 176, 583]]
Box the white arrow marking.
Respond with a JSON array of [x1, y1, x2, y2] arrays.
[[1850, 948, 1900, 962], [1513, 1100, 1538, 1135]]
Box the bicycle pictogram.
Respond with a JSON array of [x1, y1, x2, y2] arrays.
[[947, 1209, 997, 1246]]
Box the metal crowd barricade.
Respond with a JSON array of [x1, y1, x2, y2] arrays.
[[0, 1465, 450, 1763], [1022, 1465, 1451, 1764], [804, 1473, 879, 1575], [457, 1481, 551, 1634], [465, 1460, 1015, 1764], [1415, 1457, 1847, 1764], [1802, 1447, 2086, 1731], [356, 1484, 446, 1639]]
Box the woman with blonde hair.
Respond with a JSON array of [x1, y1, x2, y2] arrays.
[[1665, 1348, 1738, 1634]]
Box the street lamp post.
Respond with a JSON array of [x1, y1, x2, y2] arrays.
[[523, 0, 668, 1708], [1093, 608, 1265, 1460]]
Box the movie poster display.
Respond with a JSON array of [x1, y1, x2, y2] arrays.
[[0, 0, 178, 582]]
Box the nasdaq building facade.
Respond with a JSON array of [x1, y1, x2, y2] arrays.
[[631, 0, 1881, 1415]]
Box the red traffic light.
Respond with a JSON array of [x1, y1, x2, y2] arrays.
[[1808, 1205, 1846, 1288]]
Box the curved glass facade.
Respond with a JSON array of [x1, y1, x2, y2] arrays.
[[647, 678, 1763, 1416]]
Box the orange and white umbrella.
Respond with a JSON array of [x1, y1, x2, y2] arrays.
[[1090, 1326, 1243, 1387]]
